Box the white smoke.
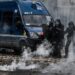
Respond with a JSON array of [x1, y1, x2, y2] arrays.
[[34, 40, 53, 57], [0, 48, 40, 71], [0, 40, 52, 71]]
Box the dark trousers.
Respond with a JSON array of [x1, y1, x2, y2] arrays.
[[52, 40, 63, 58], [65, 37, 72, 57]]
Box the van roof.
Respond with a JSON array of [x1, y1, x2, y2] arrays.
[[0, 1, 18, 11], [18, 1, 49, 15], [0, 1, 49, 15]]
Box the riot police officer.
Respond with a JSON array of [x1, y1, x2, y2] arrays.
[[48, 19, 54, 44], [52, 19, 64, 58], [65, 21, 75, 58], [42, 19, 54, 44]]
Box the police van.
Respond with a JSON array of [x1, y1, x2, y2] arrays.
[[0, 0, 52, 54], [19, 1, 52, 39]]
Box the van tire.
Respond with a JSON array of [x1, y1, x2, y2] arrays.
[[14, 49, 23, 55]]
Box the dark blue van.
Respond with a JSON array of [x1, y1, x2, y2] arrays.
[[0, 0, 52, 54], [18, 1, 52, 39]]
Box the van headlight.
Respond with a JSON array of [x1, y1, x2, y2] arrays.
[[30, 32, 39, 38]]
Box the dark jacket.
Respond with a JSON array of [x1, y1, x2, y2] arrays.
[[53, 24, 64, 42], [65, 26, 75, 38]]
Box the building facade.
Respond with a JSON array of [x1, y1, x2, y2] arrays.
[[44, 0, 75, 25]]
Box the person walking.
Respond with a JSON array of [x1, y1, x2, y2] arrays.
[[65, 21, 75, 58]]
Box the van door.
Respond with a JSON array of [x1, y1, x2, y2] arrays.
[[0, 11, 14, 48], [10, 12, 25, 47]]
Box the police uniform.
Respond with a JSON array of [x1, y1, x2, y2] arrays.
[[52, 19, 64, 58], [65, 22, 75, 58]]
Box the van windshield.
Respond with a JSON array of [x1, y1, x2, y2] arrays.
[[23, 15, 51, 26]]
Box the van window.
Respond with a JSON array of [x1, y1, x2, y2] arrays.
[[23, 15, 50, 26], [0, 11, 25, 35], [13, 13, 24, 35], [0, 11, 1, 22], [0, 11, 2, 27], [0, 11, 2, 33], [3, 11, 13, 25], [0, 11, 13, 34]]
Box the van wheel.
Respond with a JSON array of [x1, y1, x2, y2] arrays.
[[14, 49, 23, 55]]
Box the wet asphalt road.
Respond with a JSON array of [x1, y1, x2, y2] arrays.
[[0, 70, 42, 75], [0, 70, 71, 75]]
